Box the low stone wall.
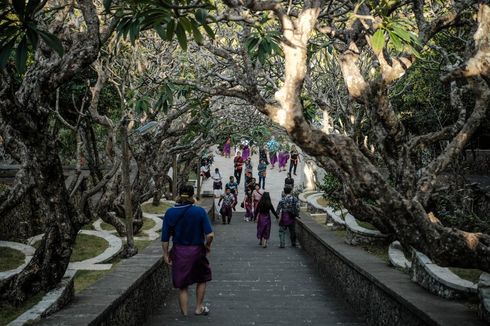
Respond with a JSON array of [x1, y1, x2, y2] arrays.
[[410, 251, 477, 300], [39, 241, 172, 326], [479, 273, 490, 323], [295, 214, 485, 326]]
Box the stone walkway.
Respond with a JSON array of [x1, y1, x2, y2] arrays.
[[145, 213, 365, 325], [201, 147, 305, 212]]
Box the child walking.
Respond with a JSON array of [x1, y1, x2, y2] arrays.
[[218, 188, 235, 224], [243, 188, 254, 222]]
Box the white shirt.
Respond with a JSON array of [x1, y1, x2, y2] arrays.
[[212, 172, 222, 181]]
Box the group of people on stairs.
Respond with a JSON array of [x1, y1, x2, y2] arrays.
[[160, 139, 302, 317]]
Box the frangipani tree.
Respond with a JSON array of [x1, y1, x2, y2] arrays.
[[167, 0, 490, 272]]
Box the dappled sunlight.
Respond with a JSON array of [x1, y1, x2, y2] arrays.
[[304, 161, 317, 190], [463, 232, 480, 250]]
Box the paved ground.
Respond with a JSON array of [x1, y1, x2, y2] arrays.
[[201, 147, 305, 212], [144, 213, 365, 325]]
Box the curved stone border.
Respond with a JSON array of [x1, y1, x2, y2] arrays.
[[92, 199, 175, 238], [307, 193, 325, 213], [92, 218, 117, 234], [0, 241, 35, 280], [304, 192, 387, 245], [479, 273, 490, 323], [344, 214, 388, 246], [136, 213, 162, 241], [295, 213, 485, 326], [388, 241, 411, 271], [38, 241, 171, 326], [298, 190, 320, 207], [28, 230, 122, 271], [325, 207, 346, 228], [8, 270, 76, 326], [410, 250, 477, 299], [305, 193, 346, 228], [68, 230, 122, 270]]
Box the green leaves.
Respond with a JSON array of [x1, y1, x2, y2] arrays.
[[15, 35, 27, 73], [370, 18, 421, 56], [111, 1, 215, 50], [245, 30, 282, 65], [371, 29, 385, 55], [195, 9, 207, 24], [175, 19, 187, 50], [37, 30, 64, 56], [0, 0, 64, 73]]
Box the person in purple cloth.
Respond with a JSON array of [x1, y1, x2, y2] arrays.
[[223, 136, 231, 158], [161, 185, 214, 316], [242, 143, 251, 161], [276, 186, 300, 248], [254, 192, 278, 248], [278, 148, 290, 172]]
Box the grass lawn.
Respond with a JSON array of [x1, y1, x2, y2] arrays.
[[0, 247, 25, 272], [141, 218, 156, 232], [81, 224, 95, 231], [73, 238, 155, 294], [141, 202, 173, 215], [70, 234, 108, 262], [449, 267, 482, 283], [356, 220, 378, 231], [316, 197, 330, 206], [0, 292, 44, 325], [100, 221, 116, 231]]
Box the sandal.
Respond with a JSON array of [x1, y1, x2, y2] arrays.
[[195, 306, 210, 316]]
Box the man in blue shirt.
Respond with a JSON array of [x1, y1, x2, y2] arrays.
[[162, 185, 214, 316]]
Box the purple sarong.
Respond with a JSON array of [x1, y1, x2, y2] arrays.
[[277, 152, 284, 167], [257, 212, 272, 240], [170, 244, 212, 289], [279, 153, 289, 168], [223, 142, 231, 155], [242, 146, 250, 161], [280, 212, 295, 226], [269, 152, 278, 166]]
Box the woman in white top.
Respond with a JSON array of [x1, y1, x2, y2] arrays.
[[211, 168, 223, 197]]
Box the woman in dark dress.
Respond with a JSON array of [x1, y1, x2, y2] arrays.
[[254, 192, 278, 248]]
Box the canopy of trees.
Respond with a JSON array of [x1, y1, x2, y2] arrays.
[[0, 0, 489, 307]]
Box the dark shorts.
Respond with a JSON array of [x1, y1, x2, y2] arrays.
[[170, 244, 212, 289]]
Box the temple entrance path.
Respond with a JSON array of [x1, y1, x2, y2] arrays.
[[201, 146, 305, 213], [145, 213, 365, 325]]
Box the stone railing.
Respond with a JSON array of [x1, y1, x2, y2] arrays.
[[8, 270, 76, 325], [388, 241, 411, 272], [295, 213, 485, 326], [410, 250, 478, 300], [479, 273, 490, 323], [37, 197, 214, 325], [39, 241, 171, 326], [303, 191, 387, 244]]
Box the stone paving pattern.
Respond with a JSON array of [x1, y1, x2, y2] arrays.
[[145, 213, 365, 325]]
